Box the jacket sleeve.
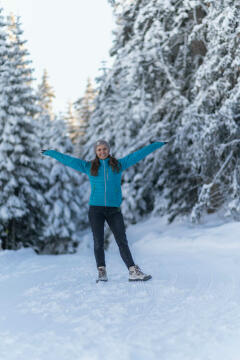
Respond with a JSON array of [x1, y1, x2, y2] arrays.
[[118, 142, 166, 171], [42, 150, 90, 174]]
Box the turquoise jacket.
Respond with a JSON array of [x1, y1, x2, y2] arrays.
[[43, 142, 166, 207]]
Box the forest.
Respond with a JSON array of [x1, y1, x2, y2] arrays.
[[0, 0, 240, 253]]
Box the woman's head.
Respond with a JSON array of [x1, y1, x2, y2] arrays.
[[91, 139, 121, 176], [94, 139, 110, 160]]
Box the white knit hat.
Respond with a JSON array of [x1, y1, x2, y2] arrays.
[[94, 139, 110, 153]]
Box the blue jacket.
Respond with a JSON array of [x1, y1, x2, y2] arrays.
[[43, 142, 166, 207]]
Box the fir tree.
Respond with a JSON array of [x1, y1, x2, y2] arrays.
[[74, 78, 96, 150], [65, 101, 78, 144], [180, 0, 240, 222], [37, 68, 55, 119], [36, 69, 56, 155], [83, 0, 208, 224], [39, 116, 89, 254], [0, 14, 44, 249], [0, 8, 10, 248], [84, 0, 240, 224], [36, 71, 88, 253]]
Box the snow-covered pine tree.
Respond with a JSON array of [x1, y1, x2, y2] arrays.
[[36, 69, 56, 154], [64, 78, 97, 233], [65, 77, 97, 221], [37, 68, 55, 119], [134, 0, 240, 223], [35, 69, 59, 252], [0, 14, 44, 249], [137, 0, 209, 222], [39, 116, 88, 254], [73, 78, 96, 151], [84, 0, 209, 224], [56, 81, 97, 242], [36, 71, 88, 253], [64, 72, 107, 235], [65, 101, 79, 144], [80, 62, 112, 161], [176, 0, 240, 222], [0, 7, 10, 249]]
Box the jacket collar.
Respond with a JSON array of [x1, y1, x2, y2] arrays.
[[99, 157, 109, 164]]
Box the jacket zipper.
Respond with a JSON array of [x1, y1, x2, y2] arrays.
[[103, 160, 107, 206]]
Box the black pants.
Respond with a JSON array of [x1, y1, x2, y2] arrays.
[[88, 205, 135, 269]]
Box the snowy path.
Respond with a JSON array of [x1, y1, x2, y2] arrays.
[[1, 217, 240, 360]]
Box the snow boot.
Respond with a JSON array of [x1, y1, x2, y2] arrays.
[[96, 266, 108, 283], [128, 265, 152, 281]]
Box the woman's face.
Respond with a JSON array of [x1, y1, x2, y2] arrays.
[[96, 145, 109, 160]]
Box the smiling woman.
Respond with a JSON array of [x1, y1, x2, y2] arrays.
[[0, 0, 115, 113], [41, 139, 167, 282]]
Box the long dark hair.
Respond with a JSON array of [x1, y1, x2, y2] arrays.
[[90, 155, 122, 176]]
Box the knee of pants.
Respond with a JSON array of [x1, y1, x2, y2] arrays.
[[115, 234, 129, 248]]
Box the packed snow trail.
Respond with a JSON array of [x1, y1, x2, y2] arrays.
[[1, 216, 240, 360]]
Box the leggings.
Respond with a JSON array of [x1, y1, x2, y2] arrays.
[[88, 205, 135, 269]]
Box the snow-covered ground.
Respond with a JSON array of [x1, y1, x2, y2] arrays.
[[1, 215, 240, 360]]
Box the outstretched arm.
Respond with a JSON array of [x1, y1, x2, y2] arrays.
[[41, 150, 90, 174], [118, 142, 167, 171]]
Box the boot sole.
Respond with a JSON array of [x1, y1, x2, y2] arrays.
[[129, 275, 152, 282], [96, 279, 108, 283]]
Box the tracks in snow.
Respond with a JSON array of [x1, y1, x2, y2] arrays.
[[1, 246, 240, 360]]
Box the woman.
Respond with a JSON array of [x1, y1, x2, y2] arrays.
[[41, 139, 166, 283]]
